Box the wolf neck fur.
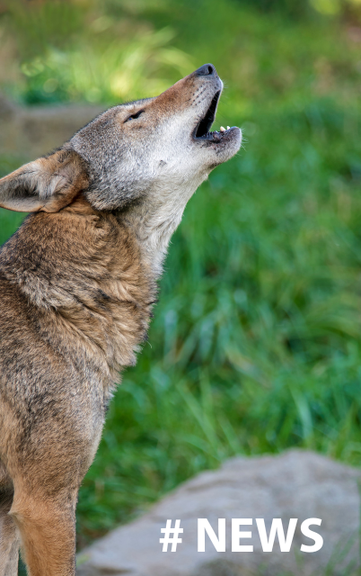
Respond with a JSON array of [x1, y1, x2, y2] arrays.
[[121, 178, 202, 277], [0, 207, 157, 382], [0, 182, 194, 382]]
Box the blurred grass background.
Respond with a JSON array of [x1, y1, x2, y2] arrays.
[[1, 0, 361, 553]]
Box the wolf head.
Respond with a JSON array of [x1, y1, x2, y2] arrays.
[[0, 64, 241, 217]]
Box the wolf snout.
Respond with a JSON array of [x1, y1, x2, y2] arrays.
[[194, 63, 217, 77]]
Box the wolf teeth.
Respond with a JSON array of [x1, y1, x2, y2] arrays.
[[220, 126, 225, 132], [227, 126, 230, 130]]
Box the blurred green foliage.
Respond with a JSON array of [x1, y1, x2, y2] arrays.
[[1, 0, 361, 106], [1, 0, 361, 559]]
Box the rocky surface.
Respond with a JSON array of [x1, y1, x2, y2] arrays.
[[77, 449, 360, 576], [0, 94, 106, 160]]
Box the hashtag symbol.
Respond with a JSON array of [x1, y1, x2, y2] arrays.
[[159, 519, 183, 552]]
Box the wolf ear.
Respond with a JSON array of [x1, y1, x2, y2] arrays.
[[0, 149, 89, 213]]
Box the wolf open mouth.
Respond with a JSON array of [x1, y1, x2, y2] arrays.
[[193, 90, 231, 143]]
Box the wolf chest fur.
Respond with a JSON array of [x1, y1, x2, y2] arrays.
[[0, 64, 241, 576]]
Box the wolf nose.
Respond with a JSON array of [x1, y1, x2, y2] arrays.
[[195, 63, 216, 77]]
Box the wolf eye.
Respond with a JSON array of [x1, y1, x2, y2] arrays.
[[124, 110, 144, 123]]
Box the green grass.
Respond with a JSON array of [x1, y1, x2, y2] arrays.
[[1, 0, 361, 563]]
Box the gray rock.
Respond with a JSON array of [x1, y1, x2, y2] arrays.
[[0, 95, 106, 160], [0, 94, 17, 120], [76, 450, 361, 576]]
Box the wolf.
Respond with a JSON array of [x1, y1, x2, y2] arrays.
[[0, 64, 241, 575]]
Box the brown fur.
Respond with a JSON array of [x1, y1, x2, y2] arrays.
[[0, 64, 241, 575], [0, 200, 156, 574]]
